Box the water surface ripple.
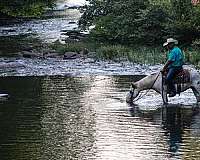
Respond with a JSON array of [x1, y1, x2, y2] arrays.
[[0, 76, 199, 160]]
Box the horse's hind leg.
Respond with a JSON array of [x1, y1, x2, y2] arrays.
[[191, 87, 200, 102], [162, 85, 168, 104]]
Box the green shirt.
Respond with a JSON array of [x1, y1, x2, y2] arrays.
[[168, 47, 184, 68]]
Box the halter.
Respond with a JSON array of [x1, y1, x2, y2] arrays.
[[131, 72, 161, 102]]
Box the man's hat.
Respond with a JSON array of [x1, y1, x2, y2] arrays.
[[163, 38, 178, 47]]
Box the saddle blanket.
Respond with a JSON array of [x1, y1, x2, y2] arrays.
[[163, 69, 190, 84], [173, 69, 190, 84], [163, 69, 191, 94]]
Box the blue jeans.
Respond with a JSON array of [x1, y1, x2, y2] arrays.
[[166, 67, 183, 93]]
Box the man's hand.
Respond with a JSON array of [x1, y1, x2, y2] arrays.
[[162, 60, 173, 73]]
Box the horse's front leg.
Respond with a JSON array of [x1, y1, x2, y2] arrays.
[[126, 85, 135, 103]]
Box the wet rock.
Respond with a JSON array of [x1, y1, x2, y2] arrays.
[[0, 93, 9, 98], [64, 30, 80, 36], [44, 52, 61, 58], [65, 38, 79, 43], [63, 52, 81, 59], [23, 46, 34, 52], [68, 6, 79, 9], [2, 28, 16, 32], [61, 30, 88, 41], [22, 51, 42, 58], [68, 21, 76, 24]]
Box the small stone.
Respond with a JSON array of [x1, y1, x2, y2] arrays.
[[63, 52, 81, 59]]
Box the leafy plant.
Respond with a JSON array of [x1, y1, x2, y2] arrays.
[[0, 0, 56, 17]]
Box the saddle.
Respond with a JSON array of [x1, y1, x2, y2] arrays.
[[173, 69, 190, 84], [162, 69, 190, 84], [163, 69, 191, 94]]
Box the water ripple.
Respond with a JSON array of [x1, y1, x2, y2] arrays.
[[0, 76, 199, 160]]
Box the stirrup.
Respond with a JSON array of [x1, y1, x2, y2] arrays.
[[168, 92, 176, 97]]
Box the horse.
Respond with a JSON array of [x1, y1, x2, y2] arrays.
[[126, 69, 200, 104]]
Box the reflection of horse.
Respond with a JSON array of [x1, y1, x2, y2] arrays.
[[126, 69, 200, 104], [128, 103, 200, 156]]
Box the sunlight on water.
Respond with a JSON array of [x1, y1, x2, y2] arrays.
[[0, 76, 199, 160]]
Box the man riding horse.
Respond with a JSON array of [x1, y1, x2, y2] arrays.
[[162, 38, 184, 97]]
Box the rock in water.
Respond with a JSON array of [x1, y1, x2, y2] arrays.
[[0, 94, 9, 98]]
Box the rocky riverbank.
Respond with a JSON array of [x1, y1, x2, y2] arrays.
[[0, 56, 164, 76]]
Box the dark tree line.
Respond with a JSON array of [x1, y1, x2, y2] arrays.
[[79, 0, 200, 46], [0, 0, 56, 17]]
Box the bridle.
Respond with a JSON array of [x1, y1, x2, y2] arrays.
[[131, 72, 161, 102]]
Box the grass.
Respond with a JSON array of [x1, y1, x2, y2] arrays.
[[184, 49, 200, 68], [51, 41, 166, 64], [1, 34, 199, 68], [18, 40, 200, 68]]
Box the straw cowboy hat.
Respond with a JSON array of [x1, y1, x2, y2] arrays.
[[163, 38, 178, 47]]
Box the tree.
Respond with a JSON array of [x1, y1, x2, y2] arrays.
[[0, 0, 56, 17], [79, 0, 200, 45], [79, 0, 149, 44], [165, 0, 200, 44], [171, 0, 193, 21], [137, 5, 170, 45]]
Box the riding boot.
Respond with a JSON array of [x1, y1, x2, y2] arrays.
[[168, 83, 176, 97]]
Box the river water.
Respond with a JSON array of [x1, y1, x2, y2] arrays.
[[0, 76, 200, 160], [0, 1, 200, 160]]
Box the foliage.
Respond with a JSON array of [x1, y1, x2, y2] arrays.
[[79, 0, 114, 30], [79, 0, 200, 46], [136, 5, 169, 45], [79, 0, 149, 44], [0, 0, 56, 17]]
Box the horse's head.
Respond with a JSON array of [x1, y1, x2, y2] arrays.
[[126, 83, 139, 103]]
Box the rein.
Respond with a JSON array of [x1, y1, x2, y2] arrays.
[[132, 72, 161, 102]]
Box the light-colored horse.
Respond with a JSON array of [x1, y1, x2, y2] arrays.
[[126, 69, 200, 104]]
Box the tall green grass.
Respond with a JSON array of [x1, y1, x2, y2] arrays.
[[51, 41, 200, 67], [96, 45, 166, 64], [185, 49, 200, 68]]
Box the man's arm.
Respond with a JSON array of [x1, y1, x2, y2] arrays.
[[162, 60, 173, 72]]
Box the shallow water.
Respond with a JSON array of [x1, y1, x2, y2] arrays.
[[0, 76, 199, 160], [0, 57, 163, 76], [0, 9, 81, 43]]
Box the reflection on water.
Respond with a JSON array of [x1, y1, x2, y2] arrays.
[[0, 76, 200, 160]]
